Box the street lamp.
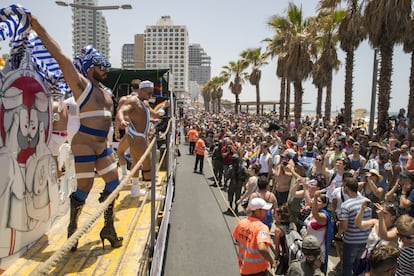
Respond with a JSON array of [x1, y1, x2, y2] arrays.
[[55, 1, 132, 48]]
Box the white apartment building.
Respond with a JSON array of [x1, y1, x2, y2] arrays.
[[144, 16, 189, 101], [71, 0, 110, 59]]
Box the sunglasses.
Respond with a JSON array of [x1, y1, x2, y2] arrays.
[[99, 65, 110, 72], [131, 84, 140, 89], [316, 158, 323, 161]]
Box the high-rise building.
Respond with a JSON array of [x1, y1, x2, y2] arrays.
[[134, 34, 145, 68], [121, 34, 145, 69], [144, 16, 189, 100], [121, 44, 135, 68], [189, 44, 211, 86], [71, 0, 110, 59]]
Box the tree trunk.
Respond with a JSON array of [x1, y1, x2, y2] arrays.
[[294, 81, 303, 126], [408, 52, 414, 130], [285, 81, 291, 122], [256, 83, 261, 115], [377, 45, 393, 138], [344, 49, 354, 127], [316, 86, 323, 117], [279, 77, 286, 122], [324, 71, 333, 125], [235, 94, 239, 114], [218, 98, 221, 113]]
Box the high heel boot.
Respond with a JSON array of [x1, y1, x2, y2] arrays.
[[68, 193, 85, 251], [99, 191, 123, 249]]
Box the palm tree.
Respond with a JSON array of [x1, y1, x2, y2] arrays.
[[282, 4, 314, 125], [312, 61, 327, 117], [403, 16, 414, 130], [209, 76, 226, 113], [221, 60, 249, 114], [312, 9, 346, 124], [241, 47, 268, 115], [320, 0, 367, 126], [364, 0, 411, 137], [201, 81, 212, 112], [267, 3, 313, 124]]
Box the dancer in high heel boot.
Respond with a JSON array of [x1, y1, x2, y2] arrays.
[[99, 191, 123, 249], [30, 15, 123, 250]]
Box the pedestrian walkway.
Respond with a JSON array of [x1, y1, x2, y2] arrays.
[[163, 144, 240, 276]]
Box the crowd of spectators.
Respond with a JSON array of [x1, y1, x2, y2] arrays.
[[181, 108, 414, 275]]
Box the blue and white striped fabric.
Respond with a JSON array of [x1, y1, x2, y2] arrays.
[[0, 4, 30, 69], [27, 32, 70, 95], [73, 45, 111, 77], [0, 4, 69, 96]]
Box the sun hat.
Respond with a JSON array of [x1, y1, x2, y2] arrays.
[[247, 198, 272, 211], [367, 169, 384, 182]]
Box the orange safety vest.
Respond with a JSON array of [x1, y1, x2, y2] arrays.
[[232, 217, 271, 275], [194, 138, 205, 156], [188, 129, 199, 143]]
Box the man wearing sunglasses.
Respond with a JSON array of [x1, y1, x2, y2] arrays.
[[30, 15, 123, 250]]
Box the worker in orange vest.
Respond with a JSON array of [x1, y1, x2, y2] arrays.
[[187, 126, 199, 155], [193, 134, 206, 174], [232, 198, 275, 276]]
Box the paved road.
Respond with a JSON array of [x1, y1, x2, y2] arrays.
[[163, 144, 240, 276], [163, 143, 340, 276]]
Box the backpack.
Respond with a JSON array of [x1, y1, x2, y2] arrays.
[[276, 226, 302, 275], [285, 230, 305, 264]]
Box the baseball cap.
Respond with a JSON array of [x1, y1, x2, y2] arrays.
[[139, 80, 154, 89], [247, 198, 272, 211], [302, 234, 320, 250]]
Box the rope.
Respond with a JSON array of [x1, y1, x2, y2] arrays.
[[33, 118, 173, 275]]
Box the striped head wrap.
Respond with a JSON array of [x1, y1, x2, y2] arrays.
[[73, 45, 111, 77]]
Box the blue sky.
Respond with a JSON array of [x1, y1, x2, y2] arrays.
[[1, 0, 410, 113]]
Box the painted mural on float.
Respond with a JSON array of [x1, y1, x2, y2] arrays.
[[0, 5, 69, 262]]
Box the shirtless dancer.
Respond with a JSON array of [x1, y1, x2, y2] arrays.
[[273, 151, 293, 206], [114, 79, 140, 180], [30, 15, 123, 250], [116, 80, 164, 200]]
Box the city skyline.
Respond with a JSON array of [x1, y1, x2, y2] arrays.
[[0, 0, 411, 113]]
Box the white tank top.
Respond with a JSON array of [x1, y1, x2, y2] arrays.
[[259, 153, 271, 174]]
